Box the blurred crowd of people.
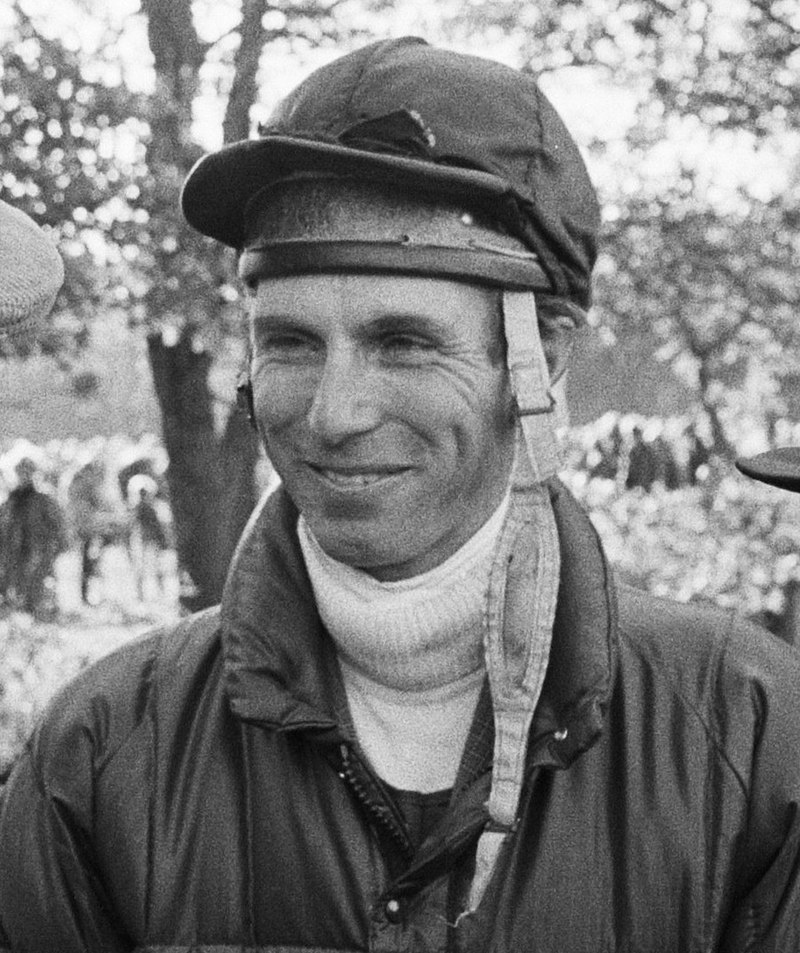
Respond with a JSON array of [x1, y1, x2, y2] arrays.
[[0, 434, 173, 618], [0, 416, 720, 619], [567, 413, 714, 492], [0, 414, 775, 621]]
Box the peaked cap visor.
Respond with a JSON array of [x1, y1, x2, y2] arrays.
[[182, 136, 518, 252], [735, 448, 800, 493]]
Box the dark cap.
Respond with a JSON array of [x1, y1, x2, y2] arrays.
[[735, 448, 800, 493], [181, 36, 600, 308]]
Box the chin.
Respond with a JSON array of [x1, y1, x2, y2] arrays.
[[308, 522, 407, 575]]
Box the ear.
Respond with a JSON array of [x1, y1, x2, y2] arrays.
[[236, 375, 257, 428], [539, 315, 575, 385]]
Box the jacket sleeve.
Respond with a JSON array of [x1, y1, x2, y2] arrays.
[[717, 623, 800, 952], [0, 740, 133, 953], [0, 640, 150, 953]]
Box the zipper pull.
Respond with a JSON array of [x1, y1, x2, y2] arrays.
[[338, 742, 350, 779]]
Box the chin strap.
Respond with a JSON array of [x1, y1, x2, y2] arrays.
[[465, 290, 562, 917], [504, 290, 560, 483]]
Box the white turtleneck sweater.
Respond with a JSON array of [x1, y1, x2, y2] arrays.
[[297, 495, 509, 792]]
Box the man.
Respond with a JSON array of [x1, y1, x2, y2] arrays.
[[625, 424, 659, 490], [0, 455, 66, 616], [2, 37, 800, 952], [125, 473, 169, 601], [66, 456, 123, 605]]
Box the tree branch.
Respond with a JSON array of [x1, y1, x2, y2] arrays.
[[749, 0, 800, 39], [223, 0, 268, 143]]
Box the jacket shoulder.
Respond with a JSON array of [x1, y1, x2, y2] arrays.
[[25, 606, 223, 793], [615, 582, 800, 686], [615, 583, 800, 785]]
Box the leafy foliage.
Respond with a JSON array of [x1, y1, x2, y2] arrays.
[[438, 0, 800, 449], [1, 11, 149, 356], [3, 0, 799, 423], [566, 470, 800, 626]]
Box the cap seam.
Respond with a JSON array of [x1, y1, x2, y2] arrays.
[[335, 39, 403, 134], [524, 86, 545, 196], [520, 88, 566, 299]]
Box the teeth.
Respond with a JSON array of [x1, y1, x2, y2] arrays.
[[321, 469, 386, 487]]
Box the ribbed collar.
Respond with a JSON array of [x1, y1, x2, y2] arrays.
[[219, 480, 617, 763], [296, 494, 508, 692]]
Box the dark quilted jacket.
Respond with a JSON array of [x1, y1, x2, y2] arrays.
[[2, 482, 800, 951]]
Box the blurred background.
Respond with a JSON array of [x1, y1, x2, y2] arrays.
[[1, 0, 799, 774]]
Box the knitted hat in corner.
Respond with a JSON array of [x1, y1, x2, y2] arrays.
[[0, 199, 64, 346]]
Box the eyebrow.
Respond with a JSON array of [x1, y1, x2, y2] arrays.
[[250, 309, 451, 337], [364, 312, 448, 336]]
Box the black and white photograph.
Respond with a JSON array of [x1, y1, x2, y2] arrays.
[[1, 1, 800, 949]]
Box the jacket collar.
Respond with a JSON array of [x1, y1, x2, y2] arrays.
[[219, 479, 617, 761], [534, 478, 617, 762], [220, 488, 344, 738]]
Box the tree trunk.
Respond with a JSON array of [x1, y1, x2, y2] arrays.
[[219, 401, 261, 563], [147, 331, 226, 609], [147, 330, 259, 611], [697, 361, 734, 457], [223, 0, 268, 144], [139, 0, 266, 610]]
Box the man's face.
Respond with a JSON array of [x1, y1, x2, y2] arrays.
[[249, 273, 516, 580]]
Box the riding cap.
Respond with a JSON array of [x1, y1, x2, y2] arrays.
[[182, 35, 599, 310]]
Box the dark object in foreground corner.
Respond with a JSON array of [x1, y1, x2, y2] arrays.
[[736, 447, 800, 494], [736, 447, 800, 648]]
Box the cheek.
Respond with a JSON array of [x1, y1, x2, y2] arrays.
[[398, 369, 514, 461], [251, 364, 311, 430], [406, 358, 497, 416], [439, 362, 514, 433]]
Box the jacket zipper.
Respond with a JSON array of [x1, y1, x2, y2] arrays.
[[338, 742, 413, 860]]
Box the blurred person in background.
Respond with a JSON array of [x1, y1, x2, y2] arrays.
[[125, 473, 169, 601], [65, 456, 127, 605], [2, 37, 800, 953], [624, 423, 659, 491], [686, 421, 713, 485], [0, 454, 66, 618]]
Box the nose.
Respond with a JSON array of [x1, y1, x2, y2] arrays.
[[306, 346, 380, 443]]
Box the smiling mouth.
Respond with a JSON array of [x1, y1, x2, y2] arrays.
[[310, 465, 408, 490]]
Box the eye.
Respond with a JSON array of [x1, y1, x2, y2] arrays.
[[253, 327, 322, 363], [375, 329, 439, 364], [382, 332, 431, 350]]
